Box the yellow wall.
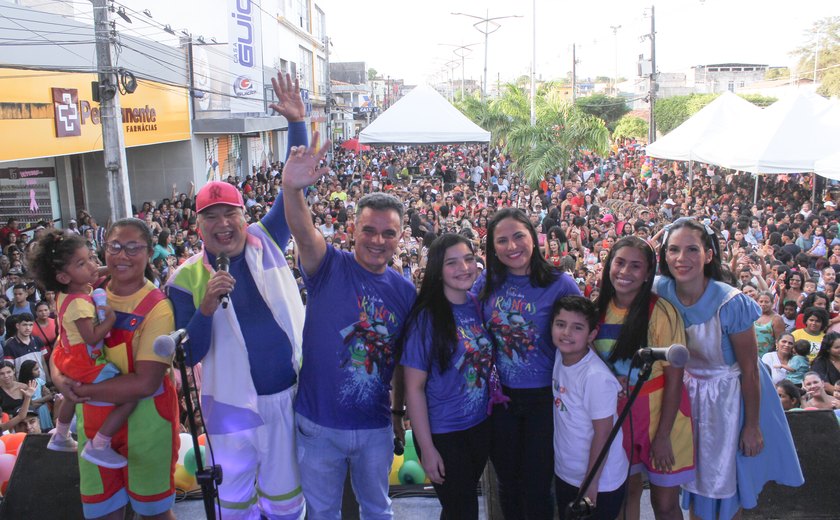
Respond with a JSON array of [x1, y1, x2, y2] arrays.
[[0, 69, 191, 162]]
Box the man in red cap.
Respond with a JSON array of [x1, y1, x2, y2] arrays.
[[167, 73, 310, 520]]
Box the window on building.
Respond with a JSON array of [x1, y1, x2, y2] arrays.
[[299, 46, 313, 90], [296, 0, 309, 31], [728, 80, 735, 92], [317, 56, 327, 94], [314, 6, 326, 41]]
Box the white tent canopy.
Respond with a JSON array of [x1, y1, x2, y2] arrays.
[[692, 91, 840, 174], [815, 150, 840, 180], [645, 92, 760, 162], [359, 85, 491, 145]]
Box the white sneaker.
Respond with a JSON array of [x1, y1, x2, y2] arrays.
[[81, 442, 128, 469], [47, 432, 78, 452]]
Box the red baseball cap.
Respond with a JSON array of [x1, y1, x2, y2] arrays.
[[196, 181, 244, 213]]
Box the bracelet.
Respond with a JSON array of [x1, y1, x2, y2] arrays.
[[391, 408, 406, 417]]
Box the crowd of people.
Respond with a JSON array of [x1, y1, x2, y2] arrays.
[[0, 73, 833, 519]]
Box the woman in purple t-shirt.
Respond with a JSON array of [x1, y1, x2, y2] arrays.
[[476, 208, 580, 519]]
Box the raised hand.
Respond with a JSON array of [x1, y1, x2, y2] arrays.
[[282, 131, 331, 191], [269, 72, 306, 122]]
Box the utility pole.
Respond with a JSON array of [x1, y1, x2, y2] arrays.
[[530, 0, 536, 126], [648, 5, 657, 144], [92, 0, 131, 220], [572, 43, 577, 103], [452, 11, 522, 102], [610, 25, 621, 95], [324, 34, 332, 161]]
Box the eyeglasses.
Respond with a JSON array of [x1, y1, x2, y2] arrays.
[[105, 241, 148, 256]]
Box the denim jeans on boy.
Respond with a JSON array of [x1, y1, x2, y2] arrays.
[[295, 412, 394, 520]]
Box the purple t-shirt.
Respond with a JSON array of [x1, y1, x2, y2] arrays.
[[473, 270, 580, 388], [294, 247, 416, 429], [401, 300, 493, 434]]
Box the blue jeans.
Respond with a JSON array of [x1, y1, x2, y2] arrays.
[[295, 413, 394, 520]]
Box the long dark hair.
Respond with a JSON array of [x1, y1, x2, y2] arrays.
[[480, 208, 557, 301], [597, 236, 657, 362], [18, 360, 40, 384], [399, 234, 474, 370], [815, 331, 840, 363], [658, 218, 723, 281]]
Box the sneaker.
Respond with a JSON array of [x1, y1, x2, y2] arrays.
[[47, 432, 78, 452], [81, 442, 128, 469]]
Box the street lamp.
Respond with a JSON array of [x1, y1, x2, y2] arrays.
[[439, 42, 480, 101], [610, 25, 621, 95], [452, 10, 522, 101]]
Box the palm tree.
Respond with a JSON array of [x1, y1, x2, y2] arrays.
[[454, 83, 609, 187]]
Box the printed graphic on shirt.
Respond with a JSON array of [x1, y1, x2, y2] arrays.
[[338, 291, 399, 404], [486, 286, 539, 378], [553, 380, 568, 412], [453, 321, 493, 413]]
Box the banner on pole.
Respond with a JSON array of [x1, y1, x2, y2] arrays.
[[228, 0, 263, 113]]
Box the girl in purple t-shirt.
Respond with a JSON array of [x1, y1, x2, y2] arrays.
[[402, 234, 493, 519]]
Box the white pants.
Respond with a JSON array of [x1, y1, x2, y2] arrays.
[[209, 386, 305, 520]]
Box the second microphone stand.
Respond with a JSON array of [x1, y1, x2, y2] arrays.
[[174, 336, 224, 520]]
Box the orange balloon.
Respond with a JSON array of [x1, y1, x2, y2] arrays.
[[1, 433, 25, 456], [198, 433, 207, 447]]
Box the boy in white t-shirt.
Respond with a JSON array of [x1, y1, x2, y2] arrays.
[[550, 296, 629, 519]]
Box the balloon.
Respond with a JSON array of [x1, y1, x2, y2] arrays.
[[398, 460, 426, 485], [1, 433, 25, 457], [403, 430, 418, 463], [174, 464, 199, 492], [389, 454, 404, 486], [0, 454, 15, 483], [183, 445, 206, 476], [177, 433, 192, 465], [198, 433, 207, 447]]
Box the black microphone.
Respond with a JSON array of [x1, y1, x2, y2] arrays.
[[637, 344, 690, 369], [153, 329, 188, 358], [394, 437, 405, 456], [217, 252, 230, 309]]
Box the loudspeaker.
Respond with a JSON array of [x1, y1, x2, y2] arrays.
[[0, 434, 83, 519], [744, 410, 840, 519]]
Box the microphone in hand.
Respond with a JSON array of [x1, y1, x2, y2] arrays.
[[217, 252, 230, 309]]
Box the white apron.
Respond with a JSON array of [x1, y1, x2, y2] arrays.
[[682, 288, 741, 499]]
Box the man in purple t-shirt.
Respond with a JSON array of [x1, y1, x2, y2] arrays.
[[284, 140, 415, 519]]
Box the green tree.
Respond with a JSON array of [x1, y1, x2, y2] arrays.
[[653, 93, 777, 134], [367, 68, 378, 81], [454, 84, 610, 186], [575, 94, 630, 131], [613, 116, 649, 141], [764, 67, 790, 80], [792, 16, 840, 97]]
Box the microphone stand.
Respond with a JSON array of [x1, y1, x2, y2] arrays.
[[174, 336, 223, 520], [566, 352, 655, 520]]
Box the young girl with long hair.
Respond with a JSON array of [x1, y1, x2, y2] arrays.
[[402, 234, 493, 519], [595, 236, 694, 520]]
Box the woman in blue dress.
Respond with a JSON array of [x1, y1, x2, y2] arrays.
[[655, 218, 803, 520]]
